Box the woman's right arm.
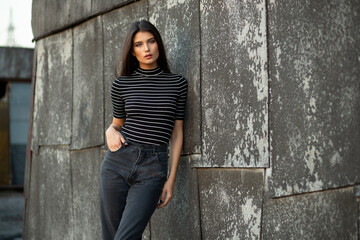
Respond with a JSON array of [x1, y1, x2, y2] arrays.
[[106, 117, 127, 152]]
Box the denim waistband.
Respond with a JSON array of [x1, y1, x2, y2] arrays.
[[120, 131, 168, 152], [126, 140, 168, 152]]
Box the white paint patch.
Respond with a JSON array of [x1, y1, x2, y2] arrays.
[[236, 120, 240, 130], [241, 197, 261, 239], [309, 96, 316, 113], [149, 13, 159, 27], [219, 188, 230, 206], [305, 145, 316, 175], [167, 0, 186, 9], [205, 108, 214, 128], [330, 151, 342, 166]]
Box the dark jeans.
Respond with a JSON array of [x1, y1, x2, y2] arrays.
[[100, 136, 168, 240]]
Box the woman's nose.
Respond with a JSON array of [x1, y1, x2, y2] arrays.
[[144, 44, 150, 51]]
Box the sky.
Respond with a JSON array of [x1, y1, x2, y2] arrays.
[[0, 0, 34, 48]]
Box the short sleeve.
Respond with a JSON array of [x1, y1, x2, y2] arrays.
[[110, 80, 126, 119], [175, 77, 188, 120]]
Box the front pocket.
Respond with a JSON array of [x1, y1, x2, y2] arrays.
[[110, 145, 124, 154], [156, 152, 168, 166]]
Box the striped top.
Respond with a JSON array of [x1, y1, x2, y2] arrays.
[[111, 67, 188, 145]]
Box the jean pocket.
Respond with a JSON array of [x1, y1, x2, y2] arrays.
[[156, 151, 168, 168], [110, 145, 124, 154]]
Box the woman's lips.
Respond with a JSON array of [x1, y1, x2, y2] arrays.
[[145, 54, 152, 59]]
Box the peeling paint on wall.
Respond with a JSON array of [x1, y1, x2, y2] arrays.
[[269, 0, 360, 197], [200, 0, 269, 168]]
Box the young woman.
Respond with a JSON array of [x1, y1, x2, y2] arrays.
[[100, 20, 188, 240]]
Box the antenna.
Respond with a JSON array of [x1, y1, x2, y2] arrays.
[[7, 8, 15, 47]]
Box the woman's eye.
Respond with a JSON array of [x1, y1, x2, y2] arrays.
[[135, 43, 142, 47], [149, 39, 156, 44]]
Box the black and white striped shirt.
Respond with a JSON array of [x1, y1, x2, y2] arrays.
[[111, 67, 188, 145]]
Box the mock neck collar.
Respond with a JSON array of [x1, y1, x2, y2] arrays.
[[135, 66, 163, 76]]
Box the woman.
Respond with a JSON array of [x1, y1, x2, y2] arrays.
[[100, 20, 188, 240]]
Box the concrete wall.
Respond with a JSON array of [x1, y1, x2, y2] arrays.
[[25, 0, 360, 239]]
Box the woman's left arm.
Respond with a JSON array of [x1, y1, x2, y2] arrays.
[[157, 120, 184, 208]]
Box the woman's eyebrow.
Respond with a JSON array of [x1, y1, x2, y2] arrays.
[[134, 38, 155, 43]]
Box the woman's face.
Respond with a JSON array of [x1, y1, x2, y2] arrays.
[[132, 31, 159, 70]]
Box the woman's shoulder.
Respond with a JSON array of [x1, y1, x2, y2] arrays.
[[163, 71, 188, 83], [113, 74, 136, 83]]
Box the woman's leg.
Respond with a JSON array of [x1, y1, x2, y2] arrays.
[[99, 152, 130, 240], [113, 148, 168, 240], [113, 177, 165, 240]]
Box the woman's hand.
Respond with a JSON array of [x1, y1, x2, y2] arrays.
[[106, 118, 126, 152], [157, 179, 174, 208]]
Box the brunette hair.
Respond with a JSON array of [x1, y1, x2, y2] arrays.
[[115, 20, 170, 77]]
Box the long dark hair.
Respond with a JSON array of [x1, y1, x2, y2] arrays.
[[115, 20, 170, 77]]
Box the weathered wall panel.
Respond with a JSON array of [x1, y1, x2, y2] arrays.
[[91, 0, 135, 16], [32, 0, 138, 39], [198, 169, 264, 239], [199, 0, 268, 167], [263, 187, 358, 239], [151, 156, 201, 239], [268, 0, 360, 197], [31, 30, 72, 150], [31, 0, 46, 38], [24, 147, 73, 240], [69, 0, 92, 25], [149, 0, 202, 155], [103, 1, 148, 133], [72, 17, 104, 150], [71, 148, 104, 240]]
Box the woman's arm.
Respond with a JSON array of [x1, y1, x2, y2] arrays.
[[106, 117, 127, 152], [157, 120, 184, 208]]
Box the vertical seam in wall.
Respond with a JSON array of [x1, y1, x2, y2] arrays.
[[197, 1, 204, 239], [101, 15, 106, 147], [260, 168, 266, 240], [265, 0, 271, 170], [198, 1, 203, 157], [69, 149, 74, 239], [70, 27, 75, 240], [70, 28, 74, 148], [261, 0, 271, 239], [196, 169, 203, 240]]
